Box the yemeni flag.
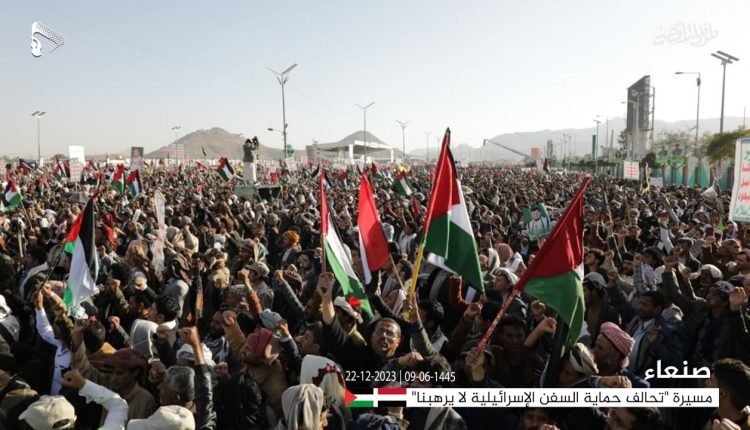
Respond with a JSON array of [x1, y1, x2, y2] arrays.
[[393, 171, 413, 197], [514, 177, 589, 347], [217, 157, 235, 182], [543, 158, 550, 174], [63, 198, 99, 309], [112, 165, 125, 195], [422, 129, 484, 291], [357, 171, 391, 284], [321, 173, 372, 316], [196, 161, 208, 172], [126, 170, 142, 197], [1, 181, 23, 213]]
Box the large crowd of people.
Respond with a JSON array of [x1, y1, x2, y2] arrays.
[[0, 160, 748, 430]]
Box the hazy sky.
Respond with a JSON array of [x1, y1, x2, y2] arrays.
[[2, 0, 749, 158]]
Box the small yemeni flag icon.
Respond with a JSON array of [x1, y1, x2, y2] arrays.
[[64, 198, 99, 308], [394, 170, 413, 196], [357, 172, 390, 284], [345, 388, 408, 408], [1, 180, 23, 213], [217, 157, 235, 182], [126, 170, 142, 197], [321, 173, 372, 316]]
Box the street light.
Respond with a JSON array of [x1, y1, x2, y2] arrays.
[[423, 131, 433, 162], [675, 71, 701, 155], [593, 118, 602, 172], [172, 125, 181, 142], [31, 111, 46, 163], [396, 120, 409, 162], [267, 63, 298, 159], [356, 102, 375, 162], [710, 51, 739, 133]]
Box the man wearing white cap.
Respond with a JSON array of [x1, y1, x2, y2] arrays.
[[127, 406, 195, 430], [20, 369, 127, 430]]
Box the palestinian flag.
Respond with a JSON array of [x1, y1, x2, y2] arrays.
[[1, 181, 23, 213], [514, 177, 589, 347], [196, 161, 208, 172], [411, 195, 421, 218], [321, 173, 372, 316], [63, 198, 99, 309], [393, 171, 413, 197], [39, 175, 48, 195], [423, 129, 484, 291], [52, 164, 65, 181], [357, 171, 390, 284], [19, 159, 35, 175], [63, 210, 84, 254], [217, 157, 235, 182], [87, 160, 99, 173], [126, 170, 142, 197], [543, 158, 550, 174], [94, 172, 103, 189], [112, 165, 125, 195]]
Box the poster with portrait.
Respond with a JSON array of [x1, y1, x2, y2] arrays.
[[523, 203, 553, 241], [668, 143, 686, 165], [130, 146, 144, 171], [655, 143, 670, 165]]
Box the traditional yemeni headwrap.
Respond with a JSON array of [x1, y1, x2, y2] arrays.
[[277, 384, 326, 430], [300, 355, 346, 412], [245, 327, 274, 359], [283, 230, 300, 247], [496, 243, 513, 262], [568, 343, 598, 376], [599, 322, 634, 363]]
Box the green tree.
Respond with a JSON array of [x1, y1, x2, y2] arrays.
[[705, 128, 750, 162]]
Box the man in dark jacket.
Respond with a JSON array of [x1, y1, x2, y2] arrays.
[[605, 284, 683, 381], [661, 260, 742, 369]]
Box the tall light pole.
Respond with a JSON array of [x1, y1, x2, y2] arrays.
[[710, 51, 739, 133], [172, 125, 181, 142], [31, 111, 46, 163], [423, 131, 433, 163], [593, 119, 601, 172], [396, 120, 409, 162], [267, 63, 298, 159], [675, 71, 701, 155], [356, 102, 375, 162]]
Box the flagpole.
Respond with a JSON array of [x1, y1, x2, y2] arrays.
[[403, 240, 426, 319], [476, 176, 591, 354], [541, 314, 568, 388], [476, 288, 520, 351]]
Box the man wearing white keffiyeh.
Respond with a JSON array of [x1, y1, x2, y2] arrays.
[[275, 384, 327, 430]]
